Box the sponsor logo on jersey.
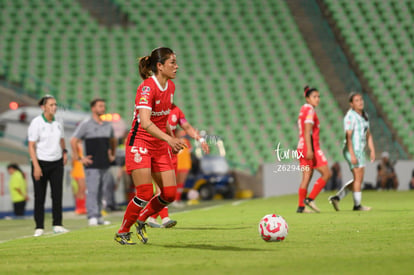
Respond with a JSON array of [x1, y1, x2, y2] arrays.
[[152, 109, 171, 116], [139, 97, 148, 104], [171, 114, 177, 122], [142, 86, 150, 92]]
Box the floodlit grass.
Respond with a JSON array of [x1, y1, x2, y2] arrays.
[[1, 191, 414, 274]]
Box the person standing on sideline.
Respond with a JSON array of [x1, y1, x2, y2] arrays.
[[28, 95, 69, 236], [114, 47, 186, 245], [71, 139, 86, 214], [7, 163, 28, 217], [329, 92, 375, 211], [296, 86, 331, 213], [70, 98, 115, 226]]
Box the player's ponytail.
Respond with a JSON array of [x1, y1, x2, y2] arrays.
[[304, 85, 317, 97], [138, 47, 175, 80], [138, 55, 152, 80]]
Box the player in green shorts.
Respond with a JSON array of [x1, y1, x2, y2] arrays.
[[329, 92, 375, 211]]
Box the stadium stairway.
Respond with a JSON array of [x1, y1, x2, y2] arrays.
[[76, 0, 132, 27], [318, 0, 414, 159], [287, 0, 409, 160]]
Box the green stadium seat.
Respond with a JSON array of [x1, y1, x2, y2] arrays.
[[0, 0, 361, 169]]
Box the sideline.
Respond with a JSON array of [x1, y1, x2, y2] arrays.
[[0, 199, 246, 244]]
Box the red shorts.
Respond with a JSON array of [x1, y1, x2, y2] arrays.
[[297, 146, 328, 169], [171, 153, 178, 174], [125, 139, 174, 174]]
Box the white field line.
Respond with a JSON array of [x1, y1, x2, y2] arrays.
[[1, 200, 250, 243]]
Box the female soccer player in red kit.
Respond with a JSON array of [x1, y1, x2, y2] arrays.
[[167, 104, 210, 200], [296, 86, 331, 213], [147, 104, 210, 228], [114, 47, 186, 245]]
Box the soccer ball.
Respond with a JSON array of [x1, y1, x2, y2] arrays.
[[258, 214, 288, 242]]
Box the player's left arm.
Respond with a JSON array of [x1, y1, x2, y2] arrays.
[[108, 137, 117, 163], [60, 138, 68, 165], [366, 129, 375, 162], [181, 121, 210, 154], [108, 125, 117, 163]]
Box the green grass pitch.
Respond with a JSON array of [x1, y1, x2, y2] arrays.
[[1, 191, 414, 274]]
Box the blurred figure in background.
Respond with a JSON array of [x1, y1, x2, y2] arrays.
[[324, 162, 342, 191], [329, 92, 375, 211], [7, 163, 28, 217], [28, 95, 69, 236], [296, 86, 331, 213], [71, 139, 86, 214], [376, 151, 398, 190], [175, 128, 193, 202], [409, 169, 414, 190], [147, 104, 209, 229], [70, 98, 115, 226]]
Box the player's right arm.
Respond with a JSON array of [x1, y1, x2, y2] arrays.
[[139, 108, 185, 153], [304, 123, 313, 160], [344, 114, 357, 165], [303, 106, 315, 160], [181, 121, 210, 154], [28, 141, 42, 180], [27, 119, 42, 180], [345, 129, 357, 165]]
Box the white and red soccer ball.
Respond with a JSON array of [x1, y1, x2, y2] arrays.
[[258, 214, 288, 242]]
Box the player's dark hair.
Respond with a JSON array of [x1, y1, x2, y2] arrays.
[[349, 92, 369, 121], [348, 92, 360, 103], [38, 94, 55, 106], [304, 85, 318, 97], [7, 163, 26, 179], [90, 98, 105, 108], [138, 47, 174, 80]]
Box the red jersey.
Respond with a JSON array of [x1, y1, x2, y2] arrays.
[[129, 75, 175, 147], [168, 105, 187, 137], [297, 103, 320, 150]]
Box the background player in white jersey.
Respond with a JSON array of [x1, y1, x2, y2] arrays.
[[329, 92, 375, 211]]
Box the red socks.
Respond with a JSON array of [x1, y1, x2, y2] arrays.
[[298, 188, 307, 207], [75, 198, 86, 214], [150, 207, 169, 219], [138, 186, 177, 222], [158, 207, 169, 219], [309, 178, 326, 200], [118, 183, 154, 233], [298, 178, 327, 207], [176, 182, 184, 201]]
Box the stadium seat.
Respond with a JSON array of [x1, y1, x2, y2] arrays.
[[0, 0, 355, 170], [323, 0, 414, 157]]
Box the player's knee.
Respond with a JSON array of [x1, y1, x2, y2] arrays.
[[135, 183, 154, 202], [160, 185, 177, 204]]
